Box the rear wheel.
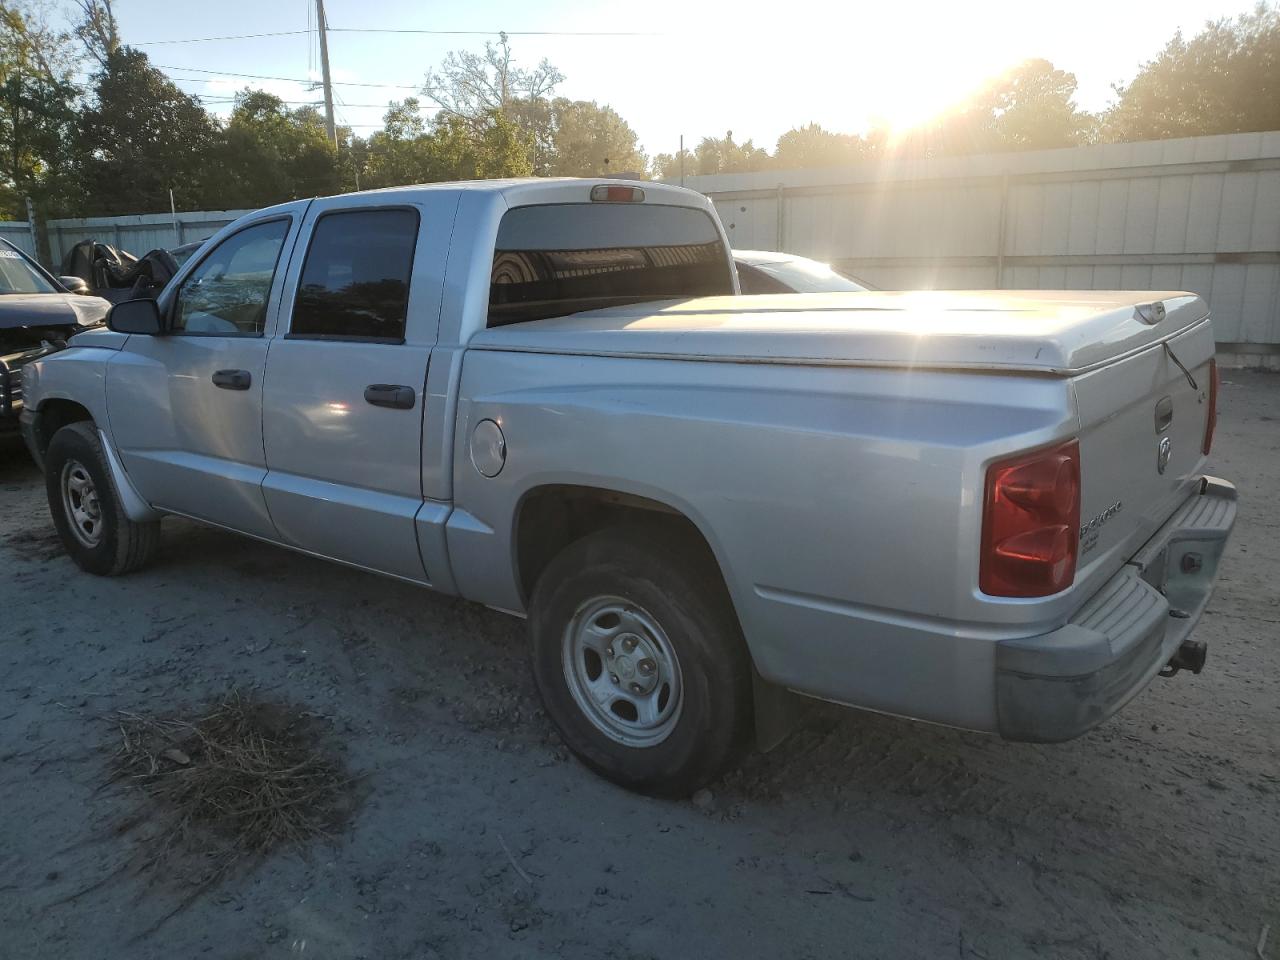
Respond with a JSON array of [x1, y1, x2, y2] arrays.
[[529, 525, 753, 797], [45, 422, 159, 575]]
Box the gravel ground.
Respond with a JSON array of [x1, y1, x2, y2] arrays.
[[1, 372, 1277, 960]]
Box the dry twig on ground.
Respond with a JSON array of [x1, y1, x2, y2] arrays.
[[107, 690, 352, 904]]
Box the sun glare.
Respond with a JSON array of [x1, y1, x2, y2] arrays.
[[847, 12, 1025, 141], [867, 61, 993, 140]]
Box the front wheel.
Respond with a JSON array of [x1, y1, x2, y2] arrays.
[[44, 421, 160, 576], [529, 525, 753, 797]]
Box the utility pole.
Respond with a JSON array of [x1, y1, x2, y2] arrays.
[[315, 0, 337, 148]]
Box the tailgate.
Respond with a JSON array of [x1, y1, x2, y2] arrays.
[[1071, 318, 1216, 587]]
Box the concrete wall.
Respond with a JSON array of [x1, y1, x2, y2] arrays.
[[678, 131, 1280, 356]]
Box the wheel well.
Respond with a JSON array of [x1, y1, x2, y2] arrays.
[[34, 399, 94, 456], [515, 485, 723, 604]]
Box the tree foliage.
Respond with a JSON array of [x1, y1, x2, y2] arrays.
[[77, 47, 220, 214], [909, 59, 1094, 156], [71, 0, 117, 68], [691, 131, 770, 175], [649, 148, 692, 181], [422, 31, 563, 135], [359, 98, 531, 189], [0, 2, 80, 214], [1106, 4, 1280, 141], [419, 37, 642, 178], [540, 98, 646, 177], [773, 123, 873, 169], [210, 91, 340, 207], [4, 6, 1280, 223]]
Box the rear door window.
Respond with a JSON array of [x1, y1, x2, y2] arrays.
[[290, 208, 419, 342], [488, 203, 733, 326]]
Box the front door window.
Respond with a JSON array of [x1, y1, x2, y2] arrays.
[[173, 219, 290, 335]]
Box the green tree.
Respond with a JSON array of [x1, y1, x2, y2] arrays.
[[899, 59, 1093, 156], [423, 35, 649, 178], [542, 98, 646, 177], [71, 0, 118, 69], [78, 47, 220, 215], [425, 110, 532, 180], [423, 31, 562, 137], [210, 90, 340, 207], [980, 59, 1093, 149], [692, 131, 771, 175], [773, 123, 871, 169], [0, 2, 81, 217], [423, 34, 558, 175], [360, 98, 438, 189], [359, 100, 531, 189], [1104, 5, 1280, 141], [649, 147, 693, 180]]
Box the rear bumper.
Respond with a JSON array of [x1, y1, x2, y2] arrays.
[[995, 476, 1237, 742]]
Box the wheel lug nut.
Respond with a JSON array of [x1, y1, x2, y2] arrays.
[[610, 674, 619, 685], [630, 682, 642, 693], [638, 659, 655, 675], [623, 637, 637, 652]]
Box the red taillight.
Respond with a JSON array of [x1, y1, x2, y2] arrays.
[[590, 184, 645, 203], [980, 440, 1081, 598], [1202, 358, 1218, 455]]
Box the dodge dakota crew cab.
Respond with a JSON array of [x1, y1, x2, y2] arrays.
[[19, 179, 1236, 796]]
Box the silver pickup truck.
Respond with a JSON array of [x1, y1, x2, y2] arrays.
[[19, 179, 1236, 796]]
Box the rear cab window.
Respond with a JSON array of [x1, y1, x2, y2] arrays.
[[488, 203, 733, 327]]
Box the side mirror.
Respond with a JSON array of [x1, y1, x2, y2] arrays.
[[107, 297, 164, 335], [59, 275, 91, 295]]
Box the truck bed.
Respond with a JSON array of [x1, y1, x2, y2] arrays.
[[470, 291, 1209, 375]]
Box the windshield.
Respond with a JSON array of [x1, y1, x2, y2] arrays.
[[755, 257, 869, 293], [0, 243, 58, 295]]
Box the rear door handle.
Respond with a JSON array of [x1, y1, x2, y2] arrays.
[[212, 369, 251, 390], [364, 384, 416, 410]]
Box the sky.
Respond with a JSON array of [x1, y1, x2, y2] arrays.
[[80, 0, 1263, 157]]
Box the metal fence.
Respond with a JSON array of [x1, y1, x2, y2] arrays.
[[678, 130, 1280, 355], [0, 221, 37, 256], [40, 210, 254, 267]]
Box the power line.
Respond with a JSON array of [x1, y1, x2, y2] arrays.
[[134, 29, 312, 45], [133, 26, 660, 44], [154, 63, 419, 89], [329, 27, 661, 36], [208, 99, 427, 109]]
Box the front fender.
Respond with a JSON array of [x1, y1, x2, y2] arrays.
[[23, 346, 114, 441]]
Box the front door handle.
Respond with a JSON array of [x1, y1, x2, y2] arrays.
[[364, 384, 416, 410], [212, 369, 251, 390]]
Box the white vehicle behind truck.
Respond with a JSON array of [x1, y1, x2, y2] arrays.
[[20, 179, 1235, 796]]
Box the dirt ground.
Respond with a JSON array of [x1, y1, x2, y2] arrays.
[[1, 373, 1277, 960]]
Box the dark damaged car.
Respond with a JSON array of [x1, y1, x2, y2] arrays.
[[0, 238, 109, 436]]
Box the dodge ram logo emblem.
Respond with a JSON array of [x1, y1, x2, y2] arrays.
[[1157, 436, 1172, 474]]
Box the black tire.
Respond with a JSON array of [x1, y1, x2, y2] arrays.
[[529, 524, 754, 797], [44, 421, 160, 576]]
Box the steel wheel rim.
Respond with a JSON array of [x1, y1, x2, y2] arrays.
[[60, 459, 103, 548], [561, 595, 684, 748]]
